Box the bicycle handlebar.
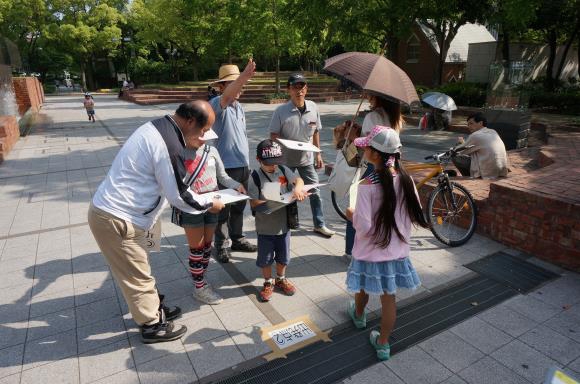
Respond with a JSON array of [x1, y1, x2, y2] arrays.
[[424, 145, 475, 163]]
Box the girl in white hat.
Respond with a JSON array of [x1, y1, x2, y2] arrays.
[[345, 125, 429, 361]]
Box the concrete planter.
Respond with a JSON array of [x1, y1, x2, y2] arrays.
[[484, 109, 532, 150]]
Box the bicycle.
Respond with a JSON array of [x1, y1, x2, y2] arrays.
[[330, 146, 478, 247]]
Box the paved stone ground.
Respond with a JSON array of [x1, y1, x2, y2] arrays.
[[1, 95, 579, 384]]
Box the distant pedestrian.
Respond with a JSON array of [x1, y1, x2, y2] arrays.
[[83, 92, 95, 123], [345, 126, 428, 361]]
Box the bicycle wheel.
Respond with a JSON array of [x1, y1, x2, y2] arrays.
[[427, 182, 477, 246], [331, 190, 349, 221]]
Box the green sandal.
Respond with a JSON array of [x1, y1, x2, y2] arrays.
[[369, 330, 391, 361], [347, 300, 367, 329]]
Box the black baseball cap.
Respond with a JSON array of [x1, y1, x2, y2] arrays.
[[287, 73, 307, 86], [256, 139, 284, 165]]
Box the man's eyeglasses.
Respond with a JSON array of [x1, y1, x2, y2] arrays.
[[290, 83, 306, 90]]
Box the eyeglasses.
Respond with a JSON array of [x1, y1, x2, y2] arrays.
[[289, 83, 306, 90]]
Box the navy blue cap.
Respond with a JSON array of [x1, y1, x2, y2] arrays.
[[287, 73, 307, 86]]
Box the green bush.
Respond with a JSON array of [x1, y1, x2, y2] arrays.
[[528, 89, 580, 114], [264, 92, 288, 100], [435, 83, 487, 107], [43, 84, 57, 94], [415, 82, 487, 108]]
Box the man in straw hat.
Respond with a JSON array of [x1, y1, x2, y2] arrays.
[[208, 59, 258, 263]]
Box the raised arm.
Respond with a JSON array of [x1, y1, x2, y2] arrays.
[[220, 59, 256, 109]]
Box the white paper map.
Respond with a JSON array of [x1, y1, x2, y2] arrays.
[[262, 183, 326, 205], [276, 138, 321, 153], [254, 183, 326, 215], [203, 189, 250, 205]]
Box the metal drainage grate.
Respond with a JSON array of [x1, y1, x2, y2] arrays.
[[208, 254, 559, 384], [465, 251, 560, 293]]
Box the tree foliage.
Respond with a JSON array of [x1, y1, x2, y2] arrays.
[[1, 0, 578, 91]]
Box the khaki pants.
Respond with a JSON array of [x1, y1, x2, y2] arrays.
[[88, 204, 159, 326]]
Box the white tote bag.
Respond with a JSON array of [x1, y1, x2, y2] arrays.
[[328, 150, 361, 199]]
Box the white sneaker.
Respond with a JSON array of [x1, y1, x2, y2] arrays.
[[314, 226, 335, 237], [192, 285, 223, 305]]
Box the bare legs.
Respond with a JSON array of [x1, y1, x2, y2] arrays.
[[355, 289, 396, 345]]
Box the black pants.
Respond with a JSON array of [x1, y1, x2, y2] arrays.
[[214, 166, 249, 250], [452, 154, 471, 177]]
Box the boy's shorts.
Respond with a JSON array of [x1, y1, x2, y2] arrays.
[[256, 232, 290, 268], [86, 110, 95, 115], [171, 208, 218, 228]]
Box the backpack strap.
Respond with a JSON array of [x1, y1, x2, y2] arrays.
[[184, 144, 210, 186], [250, 169, 261, 194], [250, 170, 261, 216]]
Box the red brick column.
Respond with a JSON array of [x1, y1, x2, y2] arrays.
[[0, 115, 20, 163], [12, 77, 43, 116]]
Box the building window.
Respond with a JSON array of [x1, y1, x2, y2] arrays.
[[406, 35, 420, 63]]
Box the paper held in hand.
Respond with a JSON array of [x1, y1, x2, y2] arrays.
[[276, 138, 321, 153], [255, 183, 326, 215], [203, 189, 250, 205], [262, 182, 326, 205]]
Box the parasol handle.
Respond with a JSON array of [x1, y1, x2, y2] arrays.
[[342, 99, 364, 152], [342, 39, 388, 152]]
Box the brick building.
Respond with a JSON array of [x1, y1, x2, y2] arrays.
[[393, 22, 496, 87]]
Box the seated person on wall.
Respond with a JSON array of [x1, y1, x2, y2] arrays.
[[452, 112, 510, 179]]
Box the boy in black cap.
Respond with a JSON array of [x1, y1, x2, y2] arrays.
[[249, 139, 307, 302]]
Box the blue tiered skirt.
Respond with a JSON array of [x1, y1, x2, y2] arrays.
[[345, 257, 421, 295]]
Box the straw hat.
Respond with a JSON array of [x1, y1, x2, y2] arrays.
[[210, 64, 240, 85]]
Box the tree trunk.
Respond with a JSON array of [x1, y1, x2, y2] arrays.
[[80, 60, 87, 91], [87, 56, 96, 90], [385, 35, 400, 63], [556, 21, 579, 81], [436, 32, 446, 86], [275, 53, 280, 94], [501, 28, 511, 84], [578, 34, 580, 78], [545, 29, 558, 91]]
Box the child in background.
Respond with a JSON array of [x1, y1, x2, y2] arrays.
[[248, 139, 307, 302], [171, 128, 245, 305], [345, 125, 429, 361], [83, 92, 95, 122]]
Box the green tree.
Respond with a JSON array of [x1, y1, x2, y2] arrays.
[[488, 0, 539, 82], [129, 0, 222, 82], [530, 0, 580, 89], [419, 0, 491, 85], [49, 0, 124, 90]]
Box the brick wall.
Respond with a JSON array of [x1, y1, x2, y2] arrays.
[[0, 115, 20, 163], [13, 77, 44, 116]]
